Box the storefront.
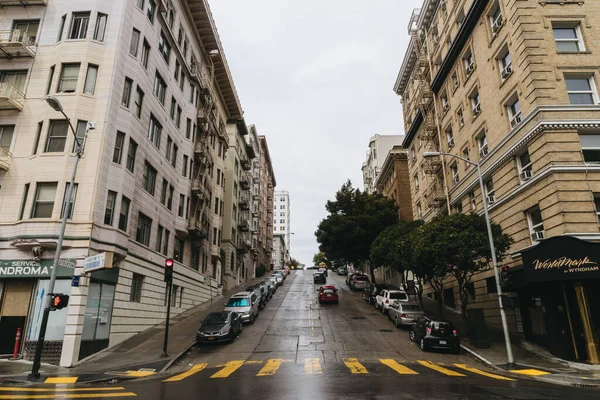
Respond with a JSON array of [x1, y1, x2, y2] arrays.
[[519, 236, 600, 364]]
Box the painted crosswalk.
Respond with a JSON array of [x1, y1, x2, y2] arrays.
[[0, 387, 136, 399]]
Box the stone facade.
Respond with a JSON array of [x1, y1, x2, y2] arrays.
[[375, 145, 414, 222], [257, 135, 276, 272]]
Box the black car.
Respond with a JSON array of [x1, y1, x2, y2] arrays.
[[362, 283, 378, 304], [245, 285, 267, 310], [313, 272, 326, 284], [409, 317, 460, 354], [197, 311, 243, 344]]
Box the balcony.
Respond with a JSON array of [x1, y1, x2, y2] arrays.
[[240, 176, 251, 190], [194, 139, 212, 164], [241, 158, 251, 171], [245, 143, 256, 159], [175, 217, 189, 235], [0, 147, 12, 170], [0, 0, 48, 4], [421, 158, 442, 175], [427, 183, 446, 209], [191, 178, 210, 202], [0, 29, 37, 58], [239, 199, 250, 211], [238, 220, 250, 232], [188, 217, 208, 240], [0, 83, 25, 110]]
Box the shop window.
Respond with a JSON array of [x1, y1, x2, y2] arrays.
[[129, 273, 144, 302]]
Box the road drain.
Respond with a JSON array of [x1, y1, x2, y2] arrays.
[[380, 329, 393, 332]]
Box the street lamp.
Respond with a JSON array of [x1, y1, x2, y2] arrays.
[[29, 97, 92, 380], [422, 151, 514, 365]]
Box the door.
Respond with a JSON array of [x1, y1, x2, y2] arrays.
[[79, 281, 115, 360], [0, 280, 34, 355]]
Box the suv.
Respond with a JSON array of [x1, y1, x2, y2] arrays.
[[244, 285, 266, 310], [409, 317, 460, 354], [313, 272, 326, 284], [224, 292, 259, 324], [376, 289, 409, 314], [350, 274, 369, 291]]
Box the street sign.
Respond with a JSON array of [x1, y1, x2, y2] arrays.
[[71, 275, 80, 287], [84, 252, 114, 273]]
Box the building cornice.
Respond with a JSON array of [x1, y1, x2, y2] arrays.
[[402, 109, 424, 148], [259, 136, 276, 187], [375, 147, 408, 190]]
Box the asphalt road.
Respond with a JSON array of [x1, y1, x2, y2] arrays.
[[1, 270, 598, 399]]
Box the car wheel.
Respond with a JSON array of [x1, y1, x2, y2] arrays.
[[395, 316, 400, 328], [420, 338, 428, 352], [409, 330, 416, 341], [250, 313, 255, 324]]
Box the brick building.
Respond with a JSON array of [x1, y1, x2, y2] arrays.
[[375, 145, 414, 222]]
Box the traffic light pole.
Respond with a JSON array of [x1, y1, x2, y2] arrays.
[[162, 281, 172, 357]]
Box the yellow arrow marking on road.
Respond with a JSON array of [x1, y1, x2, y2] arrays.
[[210, 360, 245, 379], [304, 358, 322, 374], [163, 363, 208, 382], [257, 359, 285, 376], [44, 377, 78, 384], [0, 394, 136, 399], [454, 364, 515, 381], [417, 360, 465, 377], [342, 358, 369, 374], [380, 359, 419, 375]]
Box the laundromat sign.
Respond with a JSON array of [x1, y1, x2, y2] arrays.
[[0, 259, 75, 279]]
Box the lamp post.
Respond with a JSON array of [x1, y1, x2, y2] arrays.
[[422, 151, 514, 365], [29, 97, 92, 380]]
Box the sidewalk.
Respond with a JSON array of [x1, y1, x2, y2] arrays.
[[420, 297, 600, 388], [0, 275, 267, 383]]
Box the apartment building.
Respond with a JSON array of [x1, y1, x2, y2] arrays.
[[221, 119, 254, 290], [375, 145, 413, 222], [272, 233, 286, 270], [272, 189, 290, 266], [257, 135, 275, 270], [0, 0, 245, 366], [246, 125, 260, 278], [394, 0, 600, 363], [361, 134, 404, 193]]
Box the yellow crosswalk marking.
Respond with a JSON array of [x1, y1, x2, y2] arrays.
[[508, 368, 551, 376], [44, 376, 78, 384], [0, 394, 136, 399], [417, 360, 465, 377], [210, 360, 245, 379], [257, 359, 284, 376], [454, 364, 515, 381], [380, 359, 419, 375], [342, 358, 368, 374], [304, 358, 322, 374], [163, 363, 208, 382], [0, 388, 126, 392]]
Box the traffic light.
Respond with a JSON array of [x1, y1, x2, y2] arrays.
[[164, 258, 174, 283], [50, 294, 69, 311]]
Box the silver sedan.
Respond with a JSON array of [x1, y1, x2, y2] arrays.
[[388, 302, 425, 328]]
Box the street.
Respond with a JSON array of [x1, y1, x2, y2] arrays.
[[2, 270, 597, 399]]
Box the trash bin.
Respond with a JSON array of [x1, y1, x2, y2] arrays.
[[467, 308, 491, 349]]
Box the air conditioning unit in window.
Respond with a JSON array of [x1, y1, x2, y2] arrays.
[[510, 113, 522, 128], [492, 16, 503, 33], [487, 194, 496, 204], [466, 63, 475, 76], [520, 169, 533, 181], [443, 102, 450, 113], [531, 230, 545, 242], [472, 103, 482, 116], [479, 145, 488, 157], [501, 65, 513, 80], [448, 137, 455, 148], [453, 175, 460, 184]]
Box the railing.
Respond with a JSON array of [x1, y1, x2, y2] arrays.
[[0, 0, 48, 5], [0, 147, 12, 170], [0, 83, 25, 110], [0, 29, 37, 57]]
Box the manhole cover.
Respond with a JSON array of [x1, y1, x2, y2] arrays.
[[351, 317, 367, 320], [380, 329, 393, 332]]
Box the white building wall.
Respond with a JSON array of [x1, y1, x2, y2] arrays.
[[361, 134, 404, 193], [272, 190, 289, 265]]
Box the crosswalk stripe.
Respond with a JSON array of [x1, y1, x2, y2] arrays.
[[417, 360, 465, 377], [257, 359, 284, 376], [163, 363, 208, 382], [380, 359, 419, 375], [44, 377, 78, 384], [304, 358, 322, 374], [210, 360, 245, 379], [453, 364, 515, 381], [0, 393, 136, 399], [343, 358, 368, 374]]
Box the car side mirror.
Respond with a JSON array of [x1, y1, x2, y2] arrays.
[[223, 303, 227, 307]]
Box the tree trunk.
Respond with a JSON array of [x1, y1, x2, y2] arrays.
[[368, 261, 376, 284], [415, 277, 424, 309]]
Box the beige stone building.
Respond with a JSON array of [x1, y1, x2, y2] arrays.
[[375, 145, 414, 222], [0, 0, 252, 366], [395, 0, 600, 363], [361, 134, 404, 194]]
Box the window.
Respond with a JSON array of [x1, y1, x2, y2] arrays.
[[451, 163, 459, 184], [156, 225, 164, 252], [167, 185, 174, 210], [486, 276, 497, 294], [136, 212, 152, 246], [133, 86, 144, 118], [457, 108, 464, 127], [130, 273, 143, 302], [19, 184, 30, 220], [166, 136, 172, 161], [469, 191, 476, 210], [499, 50, 512, 81], [485, 180, 495, 204], [71, 120, 87, 153], [118, 196, 130, 231], [93, 13, 107, 41], [158, 31, 171, 64], [161, 178, 168, 204], [174, 60, 180, 84], [528, 206, 545, 241], [171, 144, 178, 168], [143, 161, 157, 195], [441, 93, 449, 112], [58, 63, 80, 93], [186, 118, 192, 139], [83, 64, 98, 95], [69, 12, 90, 39], [126, 139, 137, 172], [553, 24, 584, 52], [147, 0, 156, 23], [456, 7, 465, 29], [163, 229, 170, 255], [579, 133, 600, 163], [414, 174, 419, 190], [462, 147, 470, 168], [0, 125, 14, 153], [45, 120, 69, 152], [45, 65, 55, 95], [507, 97, 522, 127], [463, 49, 475, 77], [121, 77, 133, 107], [417, 203, 423, 219], [153, 71, 166, 104], [411, 147, 416, 161], [141, 39, 150, 69], [451, 71, 460, 90], [445, 126, 454, 148], [31, 182, 57, 218], [565, 76, 597, 105], [178, 194, 185, 217], [136, 0, 144, 10], [104, 190, 117, 225], [174, 237, 184, 262], [57, 14, 66, 42], [33, 122, 42, 155], [594, 195, 600, 223], [470, 89, 481, 116], [477, 131, 488, 157], [175, 106, 182, 128], [518, 150, 533, 181], [113, 131, 125, 164], [489, 2, 503, 33], [148, 115, 162, 149], [130, 28, 140, 56], [182, 155, 188, 177]]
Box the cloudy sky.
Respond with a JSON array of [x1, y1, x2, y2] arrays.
[[209, 0, 422, 265]]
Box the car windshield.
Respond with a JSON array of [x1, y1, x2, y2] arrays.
[[402, 305, 423, 312], [226, 298, 250, 307], [204, 313, 228, 324], [389, 292, 408, 300], [355, 276, 368, 281]]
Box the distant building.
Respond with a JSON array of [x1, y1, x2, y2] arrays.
[[361, 134, 404, 193], [257, 135, 276, 270], [272, 190, 290, 266], [272, 234, 286, 269], [375, 146, 413, 222]]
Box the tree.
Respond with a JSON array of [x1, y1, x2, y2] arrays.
[[315, 181, 398, 282], [312, 252, 330, 268], [286, 257, 300, 268]]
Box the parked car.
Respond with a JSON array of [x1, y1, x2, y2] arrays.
[[337, 267, 348, 276], [318, 267, 328, 277], [376, 289, 409, 314], [346, 272, 359, 286], [196, 311, 243, 344], [258, 281, 273, 301], [224, 292, 259, 324], [362, 283, 378, 304], [313, 272, 326, 284], [244, 285, 266, 310], [388, 302, 425, 328], [283, 267, 291, 275], [265, 277, 278, 291], [409, 317, 460, 354], [317, 285, 339, 304], [272, 273, 284, 286], [350, 274, 369, 291]]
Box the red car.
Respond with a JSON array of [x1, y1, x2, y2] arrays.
[[318, 285, 339, 304]]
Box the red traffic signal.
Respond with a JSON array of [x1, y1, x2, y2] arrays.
[[50, 293, 69, 311], [165, 258, 174, 269], [502, 266, 509, 273], [164, 259, 174, 283]]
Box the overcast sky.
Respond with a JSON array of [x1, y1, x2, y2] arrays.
[[209, 0, 423, 266]]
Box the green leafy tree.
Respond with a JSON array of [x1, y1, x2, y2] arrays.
[[315, 181, 398, 282], [312, 252, 331, 268]]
